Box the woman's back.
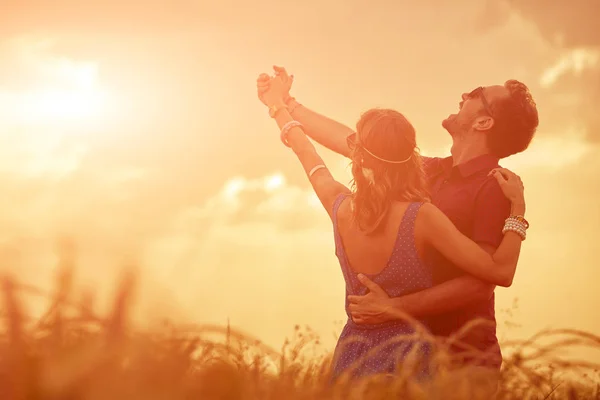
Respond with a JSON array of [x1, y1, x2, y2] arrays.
[[336, 198, 426, 275], [331, 193, 432, 379], [333, 194, 431, 300]]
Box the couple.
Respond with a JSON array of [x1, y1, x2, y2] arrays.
[[256, 66, 538, 380]]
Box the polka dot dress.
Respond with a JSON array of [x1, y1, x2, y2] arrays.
[[329, 194, 433, 381]]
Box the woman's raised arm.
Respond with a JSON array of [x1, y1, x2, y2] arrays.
[[260, 74, 350, 219]]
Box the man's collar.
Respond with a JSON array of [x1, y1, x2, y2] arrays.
[[441, 154, 500, 178]]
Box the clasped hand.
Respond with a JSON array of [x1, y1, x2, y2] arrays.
[[256, 66, 294, 108]]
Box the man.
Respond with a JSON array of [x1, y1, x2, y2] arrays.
[[256, 66, 538, 370]]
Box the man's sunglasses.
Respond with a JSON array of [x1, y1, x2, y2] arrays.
[[468, 87, 494, 118]]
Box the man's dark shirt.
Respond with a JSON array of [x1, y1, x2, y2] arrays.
[[423, 154, 511, 368]]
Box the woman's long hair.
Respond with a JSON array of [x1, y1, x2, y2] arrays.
[[350, 108, 429, 235]]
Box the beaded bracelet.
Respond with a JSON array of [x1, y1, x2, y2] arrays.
[[502, 218, 527, 240], [503, 226, 526, 240], [280, 120, 303, 147], [502, 223, 527, 240], [508, 215, 529, 229]]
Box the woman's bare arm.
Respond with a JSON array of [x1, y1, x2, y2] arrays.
[[270, 102, 351, 219], [421, 199, 525, 287]]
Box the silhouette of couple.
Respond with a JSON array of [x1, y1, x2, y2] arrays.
[[256, 66, 538, 382]]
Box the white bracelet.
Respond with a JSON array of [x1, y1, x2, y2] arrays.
[[280, 121, 303, 147], [502, 222, 527, 240], [506, 215, 529, 228], [504, 220, 527, 233], [308, 164, 327, 178]]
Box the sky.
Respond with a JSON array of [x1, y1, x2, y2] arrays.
[[0, 0, 598, 361]]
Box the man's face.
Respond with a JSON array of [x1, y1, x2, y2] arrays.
[[442, 85, 509, 137]]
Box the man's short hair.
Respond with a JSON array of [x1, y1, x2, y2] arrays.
[[487, 80, 539, 158]]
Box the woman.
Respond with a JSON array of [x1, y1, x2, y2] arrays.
[[257, 75, 527, 380]]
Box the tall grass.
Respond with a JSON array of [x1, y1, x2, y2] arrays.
[[0, 266, 598, 400]]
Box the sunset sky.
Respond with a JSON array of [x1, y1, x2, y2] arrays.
[[0, 0, 598, 361]]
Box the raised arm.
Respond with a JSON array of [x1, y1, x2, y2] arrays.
[[259, 74, 350, 218], [257, 67, 354, 158], [420, 170, 527, 287]]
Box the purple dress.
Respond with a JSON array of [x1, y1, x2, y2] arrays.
[[330, 194, 433, 380]]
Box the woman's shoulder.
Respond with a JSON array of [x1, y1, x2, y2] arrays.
[[387, 201, 429, 222], [391, 199, 430, 210], [412, 201, 438, 221]]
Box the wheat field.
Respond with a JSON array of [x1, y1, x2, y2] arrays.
[[0, 264, 598, 400]]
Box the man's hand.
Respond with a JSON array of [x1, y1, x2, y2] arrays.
[[257, 65, 294, 105], [348, 274, 394, 325]]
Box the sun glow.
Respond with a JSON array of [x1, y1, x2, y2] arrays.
[[6, 59, 114, 127], [21, 87, 108, 122]]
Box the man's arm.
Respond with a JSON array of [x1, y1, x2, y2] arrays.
[[386, 247, 496, 318], [348, 244, 496, 322], [287, 99, 354, 158], [257, 67, 354, 157], [290, 101, 441, 165]]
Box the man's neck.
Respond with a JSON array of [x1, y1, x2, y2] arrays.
[[451, 141, 492, 166]]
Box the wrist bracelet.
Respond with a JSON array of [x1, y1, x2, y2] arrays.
[[280, 120, 303, 147], [507, 215, 529, 229], [308, 164, 327, 178], [502, 218, 527, 240]]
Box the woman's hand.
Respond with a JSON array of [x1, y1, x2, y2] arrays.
[[256, 73, 271, 106], [259, 75, 287, 108], [489, 168, 525, 214], [256, 66, 294, 106]]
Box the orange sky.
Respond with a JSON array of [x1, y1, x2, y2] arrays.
[[0, 0, 598, 361]]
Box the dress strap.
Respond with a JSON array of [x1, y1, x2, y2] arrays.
[[332, 193, 348, 222], [331, 193, 358, 293], [398, 202, 424, 233]]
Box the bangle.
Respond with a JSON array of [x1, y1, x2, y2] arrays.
[[503, 225, 526, 240], [280, 120, 303, 147], [308, 164, 327, 178], [507, 215, 529, 229], [502, 218, 527, 240]]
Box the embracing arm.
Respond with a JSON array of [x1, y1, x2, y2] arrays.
[[347, 170, 523, 323], [420, 179, 524, 288], [380, 206, 520, 320], [366, 176, 519, 319], [384, 249, 496, 318]]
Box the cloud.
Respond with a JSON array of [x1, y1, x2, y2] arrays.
[[466, 1, 600, 144], [540, 49, 600, 88], [504, 0, 600, 48], [537, 49, 600, 142], [157, 172, 327, 242], [135, 173, 343, 345], [503, 128, 594, 169], [479, 0, 600, 144]]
